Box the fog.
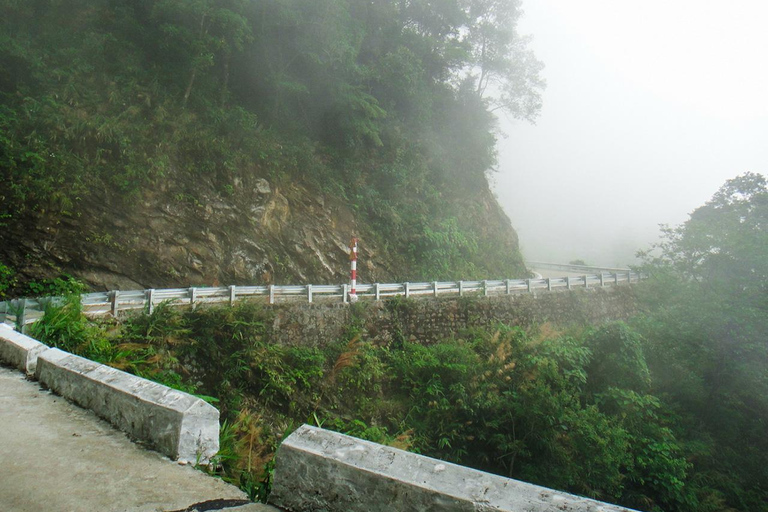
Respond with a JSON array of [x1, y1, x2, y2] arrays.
[[494, 0, 768, 266]]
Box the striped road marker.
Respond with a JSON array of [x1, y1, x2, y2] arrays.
[[349, 238, 358, 303]]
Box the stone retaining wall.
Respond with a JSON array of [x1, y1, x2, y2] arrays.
[[269, 286, 638, 347]]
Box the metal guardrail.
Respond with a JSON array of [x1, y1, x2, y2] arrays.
[[526, 261, 632, 273], [0, 271, 643, 331]]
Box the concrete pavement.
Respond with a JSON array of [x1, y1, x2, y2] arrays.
[[0, 365, 278, 512]]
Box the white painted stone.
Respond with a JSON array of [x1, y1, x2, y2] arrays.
[[35, 348, 219, 464], [271, 425, 640, 512], [0, 324, 49, 375]]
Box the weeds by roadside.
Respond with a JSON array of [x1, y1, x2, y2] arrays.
[[28, 297, 703, 511]]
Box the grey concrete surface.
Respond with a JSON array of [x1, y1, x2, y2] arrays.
[[0, 323, 49, 375], [271, 424, 640, 512], [35, 348, 219, 464], [0, 365, 278, 512]]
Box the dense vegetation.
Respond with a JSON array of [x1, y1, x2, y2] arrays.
[[2, 1, 764, 509], [633, 173, 768, 511], [0, 0, 544, 290], [27, 174, 768, 512], [32, 299, 693, 510]]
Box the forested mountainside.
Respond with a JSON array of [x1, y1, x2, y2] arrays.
[[27, 174, 768, 511], [0, 0, 545, 296]]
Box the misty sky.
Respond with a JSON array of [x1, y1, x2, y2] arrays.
[[494, 0, 768, 267]]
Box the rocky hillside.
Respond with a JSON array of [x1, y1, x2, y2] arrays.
[[0, 0, 543, 295]]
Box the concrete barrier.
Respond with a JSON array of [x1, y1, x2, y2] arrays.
[[0, 323, 49, 375], [270, 425, 639, 512], [35, 348, 219, 464]]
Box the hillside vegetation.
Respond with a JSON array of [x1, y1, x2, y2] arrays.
[[28, 173, 768, 512], [0, 0, 544, 294], [4, 2, 765, 510]]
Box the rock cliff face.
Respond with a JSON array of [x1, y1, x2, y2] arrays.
[[1, 169, 520, 292], [1, 176, 373, 290]]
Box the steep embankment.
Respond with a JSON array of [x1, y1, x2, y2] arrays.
[[3, 174, 389, 290], [0, 1, 541, 294], [1, 164, 521, 291]]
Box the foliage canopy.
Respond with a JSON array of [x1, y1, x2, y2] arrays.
[[0, 0, 542, 283], [636, 173, 768, 511]]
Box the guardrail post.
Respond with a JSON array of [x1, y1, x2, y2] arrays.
[[526, 279, 531, 293], [375, 283, 380, 301], [18, 299, 27, 333], [482, 280, 488, 297], [190, 287, 197, 306], [506, 279, 511, 294], [38, 296, 51, 312], [404, 282, 410, 299], [583, 275, 588, 289], [269, 285, 275, 305], [433, 282, 439, 297], [546, 278, 552, 291], [614, 273, 619, 286], [146, 289, 154, 314], [307, 284, 313, 303], [627, 271, 632, 284], [110, 290, 120, 316], [229, 285, 236, 306], [342, 284, 349, 303], [600, 273, 605, 287], [566, 277, 571, 290], [459, 281, 464, 296], [7, 300, 15, 329]]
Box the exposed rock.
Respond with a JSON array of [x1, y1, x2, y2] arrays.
[[1, 168, 522, 292], [0, 174, 395, 291], [254, 178, 271, 195]]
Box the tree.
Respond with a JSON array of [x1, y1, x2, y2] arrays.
[[649, 172, 768, 295], [584, 323, 651, 395], [462, 0, 545, 120], [395, 0, 545, 121], [152, 0, 251, 106], [637, 173, 768, 511]]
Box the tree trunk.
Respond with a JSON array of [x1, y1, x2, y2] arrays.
[[183, 68, 197, 108], [182, 12, 208, 108], [220, 50, 231, 107]]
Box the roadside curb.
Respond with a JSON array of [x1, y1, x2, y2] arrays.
[[271, 425, 640, 512], [0, 323, 49, 376], [0, 325, 219, 464]]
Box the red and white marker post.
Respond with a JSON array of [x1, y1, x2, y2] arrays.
[[349, 237, 359, 303]]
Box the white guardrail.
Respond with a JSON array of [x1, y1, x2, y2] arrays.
[[0, 269, 643, 331], [526, 261, 634, 274]]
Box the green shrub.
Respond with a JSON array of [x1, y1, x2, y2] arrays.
[[0, 262, 16, 299]]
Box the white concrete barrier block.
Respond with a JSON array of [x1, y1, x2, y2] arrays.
[[270, 425, 639, 512], [0, 323, 49, 375], [35, 348, 219, 464]]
